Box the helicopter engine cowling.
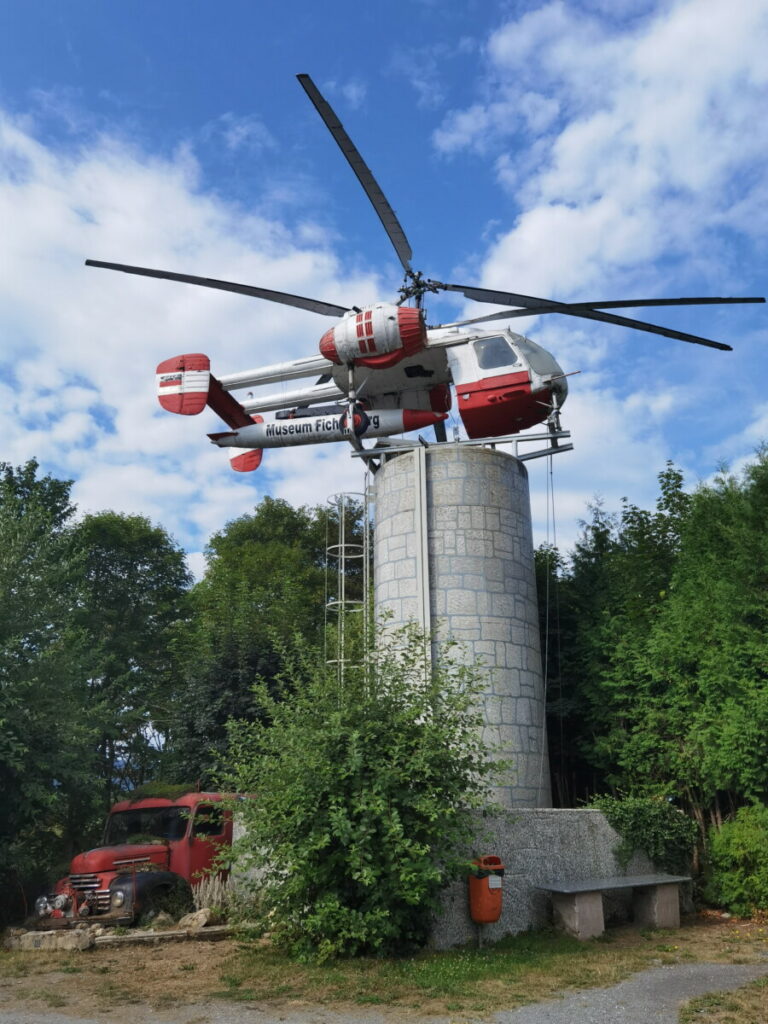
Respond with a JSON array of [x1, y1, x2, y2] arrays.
[[319, 304, 426, 369]]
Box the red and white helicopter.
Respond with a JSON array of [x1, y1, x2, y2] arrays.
[[87, 75, 764, 472]]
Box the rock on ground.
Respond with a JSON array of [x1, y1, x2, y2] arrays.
[[177, 907, 216, 930], [3, 929, 94, 952]]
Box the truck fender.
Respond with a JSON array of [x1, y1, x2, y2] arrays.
[[110, 870, 193, 919]]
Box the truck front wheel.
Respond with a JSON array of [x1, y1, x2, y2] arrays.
[[137, 878, 193, 927]]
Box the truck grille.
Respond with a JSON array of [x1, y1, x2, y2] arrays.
[[68, 873, 111, 912]]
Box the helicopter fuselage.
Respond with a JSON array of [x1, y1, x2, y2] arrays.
[[94, 72, 752, 475]]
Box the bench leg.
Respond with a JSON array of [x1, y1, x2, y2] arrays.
[[551, 891, 604, 940], [633, 883, 680, 929]]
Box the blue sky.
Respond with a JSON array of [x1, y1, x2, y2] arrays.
[[1, 0, 766, 574]]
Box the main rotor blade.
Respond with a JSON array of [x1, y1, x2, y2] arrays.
[[85, 260, 350, 317], [439, 284, 747, 351], [441, 296, 766, 331], [297, 73, 413, 274]]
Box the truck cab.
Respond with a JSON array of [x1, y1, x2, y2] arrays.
[[34, 792, 232, 927]]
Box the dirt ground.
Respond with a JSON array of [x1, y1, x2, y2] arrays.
[[0, 938, 237, 1019], [1, 914, 767, 1023]]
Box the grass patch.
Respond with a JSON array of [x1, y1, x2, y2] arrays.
[[96, 980, 143, 1007], [0, 915, 766, 1018], [0, 957, 30, 978], [680, 976, 768, 1023], [41, 992, 68, 1008], [210, 921, 768, 1015], [215, 928, 648, 1009]]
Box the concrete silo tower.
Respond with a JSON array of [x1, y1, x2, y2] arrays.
[[372, 442, 555, 808]]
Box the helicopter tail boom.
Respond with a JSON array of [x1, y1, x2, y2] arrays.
[[156, 354, 264, 471]]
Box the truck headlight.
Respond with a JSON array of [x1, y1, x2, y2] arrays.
[[111, 890, 125, 908], [35, 895, 51, 917], [52, 893, 71, 911]]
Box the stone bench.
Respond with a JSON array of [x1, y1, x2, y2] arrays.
[[537, 873, 691, 940]]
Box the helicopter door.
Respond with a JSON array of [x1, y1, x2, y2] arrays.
[[447, 334, 549, 438]]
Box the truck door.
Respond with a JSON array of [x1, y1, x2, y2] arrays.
[[188, 803, 231, 882]]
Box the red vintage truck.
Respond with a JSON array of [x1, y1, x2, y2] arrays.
[[34, 791, 233, 927]]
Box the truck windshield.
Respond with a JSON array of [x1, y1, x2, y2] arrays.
[[104, 807, 188, 845]]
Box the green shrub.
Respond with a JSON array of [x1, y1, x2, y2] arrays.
[[221, 625, 499, 961], [591, 796, 697, 873], [705, 804, 768, 915]]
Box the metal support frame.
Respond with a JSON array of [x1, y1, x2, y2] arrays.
[[350, 430, 573, 467], [324, 484, 372, 684], [414, 445, 432, 643]]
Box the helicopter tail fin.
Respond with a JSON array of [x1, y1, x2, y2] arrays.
[[156, 354, 253, 429], [156, 354, 211, 416], [229, 449, 263, 472], [228, 416, 264, 473]]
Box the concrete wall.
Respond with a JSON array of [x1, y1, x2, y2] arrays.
[[431, 808, 656, 949], [373, 446, 551, 808]]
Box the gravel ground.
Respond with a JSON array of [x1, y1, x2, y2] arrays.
[[1, 960, 767, 1024], [491, 961, 768, 1023], [0, 1008, 403, 1024]]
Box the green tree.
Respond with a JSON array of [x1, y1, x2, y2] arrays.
[[0, 463, 193, 923], [223, 626, 497, 960], [168, 497, 365, 782], [0, 460, 95, 919], [71, 512, 191, 805], [641, 453, 768, 827], [584, 464, 692, 797], [539, 500, 620, 804], [540, 465, 694, 806], [544, 453, 768, 838], [705, 804, 768, 913]]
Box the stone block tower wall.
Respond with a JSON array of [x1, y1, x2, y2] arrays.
[[373, 445, 552, 808]]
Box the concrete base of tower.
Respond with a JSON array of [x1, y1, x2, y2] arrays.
[[373, 445, 552, 808]]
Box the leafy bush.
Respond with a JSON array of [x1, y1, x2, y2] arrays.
[[221, 625, 499, 961], [705, 804, 768, 915], [591, 796, 697, 873]]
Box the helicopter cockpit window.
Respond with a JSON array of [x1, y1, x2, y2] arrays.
[[474, 336, 519, 371], [514, 336, 562, 377]]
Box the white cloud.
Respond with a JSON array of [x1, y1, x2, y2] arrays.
[[525, 372, 685, 552], [200, 112, 277, 153], [430, 0, 768, 547], [321, 78, 368, 110], [269, 443, 372, 508], [390, 38, 477, 110], [703, 402, 768, 478], [339, 80, 367, 110], [435, 0, 768, 264], [3, 2, 766, 568], [0, 107, 382, 555]]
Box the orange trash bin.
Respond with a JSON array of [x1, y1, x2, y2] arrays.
[[468, 855, 505, 924]]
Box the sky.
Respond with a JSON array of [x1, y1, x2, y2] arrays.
[[1, 0, 766, 575]]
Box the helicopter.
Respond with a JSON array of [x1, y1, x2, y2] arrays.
[[87, 74, 764, 472]]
